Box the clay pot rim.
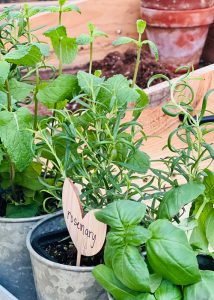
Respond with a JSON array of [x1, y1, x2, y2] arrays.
[[140, 0, 214, 11], [141, 6, 214, 27]]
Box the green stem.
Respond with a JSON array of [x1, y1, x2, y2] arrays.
[[9, 159, 15, 194], [5, 79, 12, 112], [58, 8, 63, 75], [131, 34, 142, 88], [89, 42, 93, 74], [33, 67, 40, 131], [26, 17, 32, 43], [195, 195, 209, 220]]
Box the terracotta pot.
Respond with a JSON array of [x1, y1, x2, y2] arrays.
[[141, 0, 214, 10], [203, 24, 214, 63], [141, 5, 214, 70]]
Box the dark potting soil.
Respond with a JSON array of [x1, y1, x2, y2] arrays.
[[91, 49, 177, 89], [37, 230, 104, 267]]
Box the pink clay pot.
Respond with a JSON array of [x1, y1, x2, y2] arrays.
[[203, 24, 214, 63], [141, 3, 214, 70], [141, 0, 214, 10]]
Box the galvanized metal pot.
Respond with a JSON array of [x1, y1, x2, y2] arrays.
[[0, 215, 45, 300], [26, 211, 107, 300]]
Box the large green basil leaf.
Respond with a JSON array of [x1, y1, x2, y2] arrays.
[[95, 200, 147, 229], [126, 226, 152, 246], [104, 232, 125, 268], [158, 182, 205, 219], [9, 78, 34, 101], [0, 61, 10, 87], [149, 274, 162, 293], [183, 270, 214, 300], [146, 219, 201, 285], [5, 45, 42, 66], [155, 280, 182, 300], [190, 201, 212, 251], [117, 150, 150, 174], [0, 107, 33, 171], [205, 209, 214, 249], [112, 246, 150, 292], [134, 295, 156, 300], [37, 74, 79, 108], [92, 264, 139, 300]]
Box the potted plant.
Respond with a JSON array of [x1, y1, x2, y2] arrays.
[[93, 70, 214, 300], [93, 200, 214, 300], [0, 1, 80, 299], [140, 0, 214, 70], [26, 20, 159, 300]]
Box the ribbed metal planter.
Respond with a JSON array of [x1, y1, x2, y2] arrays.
[[0, 214, 45, 300], [26, 211, 107, 300]]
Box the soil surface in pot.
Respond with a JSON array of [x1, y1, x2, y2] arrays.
[[86, 49, 176, 89], [34, 229, 104, 267]]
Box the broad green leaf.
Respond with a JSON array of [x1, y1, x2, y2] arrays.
[[112, 246, 150, 292], [77, 71, 104, 99], [114, 133, 132, 162], [118, 150, 150, 174], [137, 20, 146, 34], [95, 200, 147, 229], [5, 45, 42, 66], [9, 78, 34, 101], [44, 25, 67, 39], [146, 219, 201, 285], [0, 107, 33, 171], [135, 295, 155, 300], [15, 162, 43, 191], [155, 280, 182, 300], [149, 274, 162, 293], [204, 169, 214, 203], [31, 42, 50, 57], [37, 74, 79, 109], [27, 6, 47, 17], [133, 89, 149, 118], [125, 226, 152, 246], [52, 37, 78, 64], [92, 264, 138, 300], [98, 75, 139, 110], [183, 271, 214, 300], [205, 209, 214, 249], [142, 40, 159, 61], [59, 0, 67, 6], [158, 182, 205, 220], [0, 61, 10, 86], [113, 37, 136, 46], [104, 232, 125, 267], [190, 200, 212, 251], [6, 203, 39, 218], [76, 34, 91, 45], [93, 28, 108, 38]]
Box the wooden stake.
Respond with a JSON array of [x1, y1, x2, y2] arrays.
[[76, 251, 81, 267]]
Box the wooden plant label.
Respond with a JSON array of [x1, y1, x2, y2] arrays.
[[62, 178, 107, 265]]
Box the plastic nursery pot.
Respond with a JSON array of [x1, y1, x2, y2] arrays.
[[0, 214, 45, 300], [26, 211, 107, 300], [141, 2, 214, 70], [203, 23, 214, 63]]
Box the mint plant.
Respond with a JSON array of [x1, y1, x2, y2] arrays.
[[113, 20, 158, 88], [0, 1, 81, 217], [93, 200, 214, 300]]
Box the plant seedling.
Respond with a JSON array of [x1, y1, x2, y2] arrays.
[[113, 20, 158, 88], [77, 22, 108, 74]]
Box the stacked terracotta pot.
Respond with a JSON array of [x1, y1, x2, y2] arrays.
[[141, 0, 214, 70]]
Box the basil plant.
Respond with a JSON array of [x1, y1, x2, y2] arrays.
[[93, 200, 214, 300]]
